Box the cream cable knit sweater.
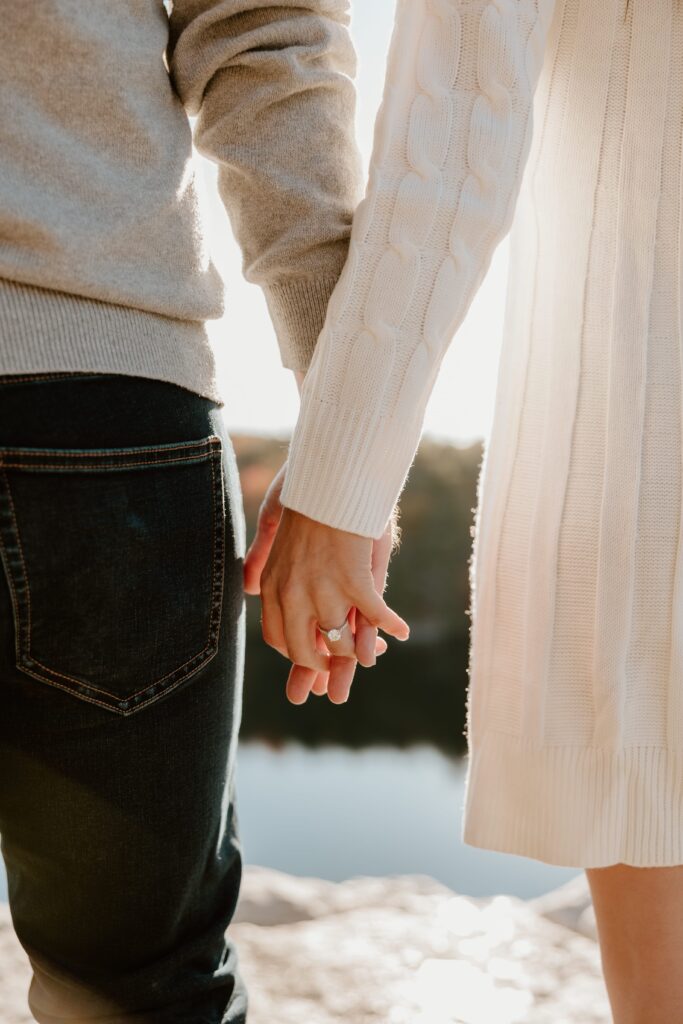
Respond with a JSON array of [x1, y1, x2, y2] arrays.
[[284, 0, 683, 868], [280, 0, 556, 538]]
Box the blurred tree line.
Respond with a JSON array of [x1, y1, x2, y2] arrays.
[[234, 434, 483, 758]]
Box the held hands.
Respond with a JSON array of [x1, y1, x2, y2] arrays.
[[243, 462, 409, 704]]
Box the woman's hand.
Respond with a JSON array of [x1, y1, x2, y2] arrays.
[[244, 462, 408, 703], [259, 506, 409, 704]]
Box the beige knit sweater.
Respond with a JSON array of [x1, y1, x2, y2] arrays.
[[0, 0, 363, 403]]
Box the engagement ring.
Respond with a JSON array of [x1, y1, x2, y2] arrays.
[[319, 619, 349, 643]]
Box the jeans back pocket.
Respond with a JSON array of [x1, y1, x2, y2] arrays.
[[0, 435, 225, 715]]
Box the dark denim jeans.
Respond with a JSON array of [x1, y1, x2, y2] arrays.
[[0, 372, 247, 1023]]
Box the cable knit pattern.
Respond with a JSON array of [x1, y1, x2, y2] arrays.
[[283, 0, 683, 867], [280, 0, 556, 538]]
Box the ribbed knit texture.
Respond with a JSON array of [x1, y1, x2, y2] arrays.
[[280, 0, 555, 537], [284, 0, 683, 867], [0, 278, 223, 402], [0, 1, 364, 402]]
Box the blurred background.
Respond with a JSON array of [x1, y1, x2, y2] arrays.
[[0, 0, 581, 906]]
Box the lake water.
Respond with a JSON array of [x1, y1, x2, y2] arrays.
[[0, 743, 580, 903]]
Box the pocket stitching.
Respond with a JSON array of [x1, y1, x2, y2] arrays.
[[0, 442, 225, 713], [0, 470, 25, 669], [0, 436, 219, 456], [0, 435, 222, 473], [2, 456, 217, 472], [0, 374, 83, 385], [14, 659, 219, 715]]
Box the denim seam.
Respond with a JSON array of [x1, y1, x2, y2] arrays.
[[0, 435, 221, 470], [0, 373, 87, 384], [0, 437, 220, 457], [1, 466, 33, 650], [0, 471, 26, 669], [1, 455, 218, 472], [0, 441, 226, 714]]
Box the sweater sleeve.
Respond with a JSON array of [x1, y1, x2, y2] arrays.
[[279, 0, 557, 537], [166, 0, 364, 372]]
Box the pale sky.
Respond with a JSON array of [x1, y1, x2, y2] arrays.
[[197, 0, 509, 446]]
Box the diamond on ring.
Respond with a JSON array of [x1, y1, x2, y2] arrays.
[[320, 620, 348, 643]]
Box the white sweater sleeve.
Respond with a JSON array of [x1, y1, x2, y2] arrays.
[[279, 0, 557, 538]]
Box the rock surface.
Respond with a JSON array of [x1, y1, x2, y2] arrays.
[[0, 868, 610, 1023]]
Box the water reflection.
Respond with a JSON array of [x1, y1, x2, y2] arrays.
[[234, 743, 580, 900]]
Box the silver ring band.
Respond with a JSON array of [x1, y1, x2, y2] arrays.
[[319, 619, 349, 643]]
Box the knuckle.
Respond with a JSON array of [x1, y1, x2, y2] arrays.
[[259, 569, 277, 597], [317, 608, 348, 633], [349, 577, 378, 605], [293, 649, 318, 671], [327, 635, 356, 658], [278, 576, 304, 601], [288, 645, 306, 666], [339, 568, 366, 594], [257, 504, 274, 530], [355, 593, 379, 617], [262, 624, 278, 649], [314, 579, 342, 606]]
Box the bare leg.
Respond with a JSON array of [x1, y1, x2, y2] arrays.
[[585, 864, 683, 1024]]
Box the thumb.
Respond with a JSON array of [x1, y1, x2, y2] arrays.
[[355, 524, 395, 666], [243, 499, 283, 595], [355, 586, 409, 642]]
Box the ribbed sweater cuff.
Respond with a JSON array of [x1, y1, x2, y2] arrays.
[[280, 397, 422, 539], [263, 276, 343, 372]]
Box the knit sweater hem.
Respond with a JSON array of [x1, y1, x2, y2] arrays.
[[461, 729, 683, 868], [0, 277, 224, 406]]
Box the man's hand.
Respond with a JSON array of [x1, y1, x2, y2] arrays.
[[243, 461, 289, 599], [244, 462, 406, 704]]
